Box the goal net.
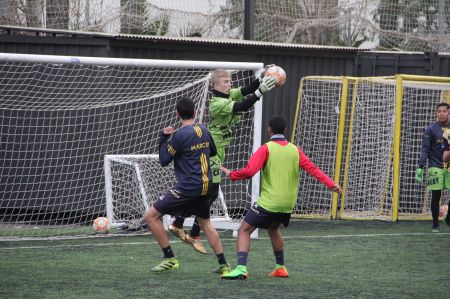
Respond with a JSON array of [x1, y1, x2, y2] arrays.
[[292, 75, 450, 221], [291, 77, 344, 219], [0, 53, 262, 239]]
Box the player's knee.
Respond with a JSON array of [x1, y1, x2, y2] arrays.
[[197, 217, 211, 230], [144, 208, 160, 225], [238, 224, 253, 234]]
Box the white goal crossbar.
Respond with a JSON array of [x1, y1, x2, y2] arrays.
[[0, 53, 262, 70], [0, 53, 262, 239]]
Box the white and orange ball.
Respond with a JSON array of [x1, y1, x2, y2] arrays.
[[264, 65, 286, 87], [93, 217, 110, 234]]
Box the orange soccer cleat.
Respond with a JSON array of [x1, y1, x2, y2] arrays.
[[269, 265, 289, 278]]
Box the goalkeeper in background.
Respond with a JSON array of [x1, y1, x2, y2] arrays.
[[440, 107, 450, 227], [144, 96, 229, 274], [416, 102, 450, 232], [220, 115, 342, 279], [168, 67, 277, 254]]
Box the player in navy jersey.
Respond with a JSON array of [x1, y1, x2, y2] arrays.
[[169, 67, 276, 254], [416, 102, 450, 232], [144, 96, 230, 274]]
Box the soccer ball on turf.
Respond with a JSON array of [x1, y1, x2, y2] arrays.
[[264, 65, 286, 87], [439, 205, 448, 218], [93, 217, 110, 234]]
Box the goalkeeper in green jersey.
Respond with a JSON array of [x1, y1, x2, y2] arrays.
[[416, 102, 450, 232], [220, 115, 342, 279], [168, 67, 277, 254]]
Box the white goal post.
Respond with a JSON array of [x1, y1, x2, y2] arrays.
[[0, 53, 263, 239], [104, 154, 235, 230], [292, 75, 450, 221]]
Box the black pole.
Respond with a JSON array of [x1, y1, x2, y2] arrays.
[[243, 0, 255, 40]]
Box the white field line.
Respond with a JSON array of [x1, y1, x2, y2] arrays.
[[0, 232, 449, 250]]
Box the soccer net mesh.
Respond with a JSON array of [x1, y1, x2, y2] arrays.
[[104, 154, 236, 230], [293, 75, 450, 220], [291, 77, 343, 218], [0, 53, 261, 239], [2, 0, 450, 51]]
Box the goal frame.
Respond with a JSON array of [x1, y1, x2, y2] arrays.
[[104, 154, 235, 230], [292, 75, 450, 221], [0, 52, 263, 239]]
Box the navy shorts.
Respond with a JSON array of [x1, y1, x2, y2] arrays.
[[243, 202, 291, 229], [153, 189, 211, 219]]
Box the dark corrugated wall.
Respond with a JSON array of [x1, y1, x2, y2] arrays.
[[355, 51, 450, 77], [1, 29, 450, 137], [1, 27, 450, 221]]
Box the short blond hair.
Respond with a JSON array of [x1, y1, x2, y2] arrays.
[[210, 69, 231, 86]]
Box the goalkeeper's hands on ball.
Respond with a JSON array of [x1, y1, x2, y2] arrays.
[[255, 77, 276, 97], [257, 64, 275, 81]]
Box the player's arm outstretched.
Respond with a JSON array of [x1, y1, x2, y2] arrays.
[[239, 64, 274, 96], [220, 144, 267, 179], [231, 66, 276, 113], [220, 144, 342, 194], [297, 147, 342, 193]]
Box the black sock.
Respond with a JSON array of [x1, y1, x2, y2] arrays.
[[274, 250, 284, 265], [172, 217, 185, 228], [162, 246, 175, 259], [216, 253, 227, 265], [431, 190, 441, 228], [189, 217, 201, 238]]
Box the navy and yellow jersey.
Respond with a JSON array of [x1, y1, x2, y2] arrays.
[[159, 123, 217, 197], [419, 122, 450, 169]]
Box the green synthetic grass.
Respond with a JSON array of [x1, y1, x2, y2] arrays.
[[1, 220, 449, 299]]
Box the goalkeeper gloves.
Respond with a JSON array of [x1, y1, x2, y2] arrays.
[[256, 64, 275, 81], [255, 77, 276, 97], [415, 167, 424, 182]]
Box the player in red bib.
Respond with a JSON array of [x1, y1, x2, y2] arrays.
[[220, 115, 342, 279]]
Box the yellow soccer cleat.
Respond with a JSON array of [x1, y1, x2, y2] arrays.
[[212, 263, 231, 274], [168, 224, 187, 242], [186, 234, 207, 254], [150, 257, 180, 273]]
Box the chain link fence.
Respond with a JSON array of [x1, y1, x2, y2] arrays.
[[1, 0, 449, 51]]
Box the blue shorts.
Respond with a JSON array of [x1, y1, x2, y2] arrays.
[[243, 202, 291, 229], [153, 189, 211, 219]]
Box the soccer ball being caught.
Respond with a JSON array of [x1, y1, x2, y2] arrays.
[[439, 205, 448, 218], [93, 217, 110, 234], [264, 65, 286, 87]]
